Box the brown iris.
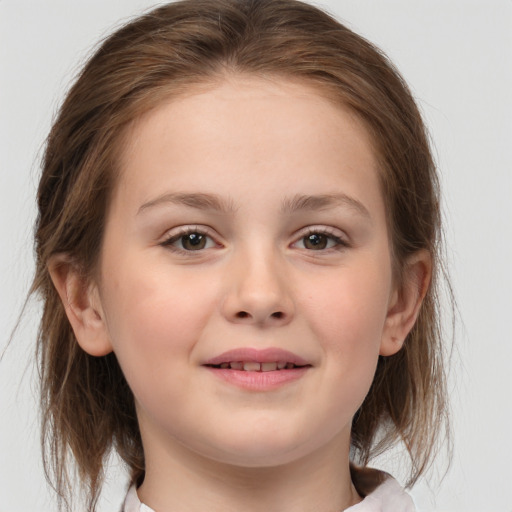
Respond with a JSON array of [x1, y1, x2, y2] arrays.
[[181, 233, 207, 250], [303, 233, 328, 250]]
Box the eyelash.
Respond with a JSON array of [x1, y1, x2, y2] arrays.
[[160, 227, 218, 254], [293, 227, 349, 252], [160, 226, 349, 254]]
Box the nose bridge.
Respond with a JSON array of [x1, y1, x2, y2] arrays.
[[222, 241, 294, 325]]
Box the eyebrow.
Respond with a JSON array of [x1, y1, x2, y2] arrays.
[[281, 193, 371, 220], [138, 191, 371, 220], [138, 192, 238, 215]]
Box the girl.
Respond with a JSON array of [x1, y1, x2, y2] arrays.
[[32, 0, 449, 510]]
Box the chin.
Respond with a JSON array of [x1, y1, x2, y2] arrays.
[[201, 424, 332, 469], [210, 445, 310, 469]]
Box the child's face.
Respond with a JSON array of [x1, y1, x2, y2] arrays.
[[91, 76, 404, 468]]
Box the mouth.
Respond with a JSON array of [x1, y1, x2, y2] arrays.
[[202, 348, 311, 390], [203, 347, 310, 369], [205, 361, 308, 371]]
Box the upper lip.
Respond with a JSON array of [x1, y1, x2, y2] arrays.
[[203, 347, 310, 366]]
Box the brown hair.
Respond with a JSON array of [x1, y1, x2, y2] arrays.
[[32, 0, 450, 509]]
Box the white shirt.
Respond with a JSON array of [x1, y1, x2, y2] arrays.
[[122, 471, 415, 512]]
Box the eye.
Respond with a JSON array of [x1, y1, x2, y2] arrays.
[[293, 229, 348, 251], [302, 233, 332, 250], [161, 229, 217, 252]]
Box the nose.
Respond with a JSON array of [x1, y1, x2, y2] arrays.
[[221, 249, 294, 327]]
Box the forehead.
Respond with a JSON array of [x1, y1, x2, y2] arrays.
[[113, 74, 383, 217], [120, 74, 377, 160]]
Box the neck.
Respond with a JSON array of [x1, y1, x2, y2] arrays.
[[137, 431, 361, 512]]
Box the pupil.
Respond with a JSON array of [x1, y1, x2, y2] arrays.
[[183, 233, 206, 250], [305, 234, 327, 250]]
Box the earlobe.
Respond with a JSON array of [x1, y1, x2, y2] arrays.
[[380, 250, 432, 357], [48, 254, 113, 357]]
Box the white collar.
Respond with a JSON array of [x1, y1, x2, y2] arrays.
[[344, 475, 415, 511], [123, 484, 154, 512]]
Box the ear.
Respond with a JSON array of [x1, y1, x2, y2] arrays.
[[380, 249, 432, 357], [48, 254, 113, 357]]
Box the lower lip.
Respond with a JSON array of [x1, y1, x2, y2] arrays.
[[204, 367, 310, 391]]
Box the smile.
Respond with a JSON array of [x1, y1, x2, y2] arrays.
[[206, 361, 305, 371], [203, 348, 311, 390], [203, 347, 310, 368]]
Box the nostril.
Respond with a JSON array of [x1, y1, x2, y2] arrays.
[[271, 311, 284, 319], [236, 311, 250, 319]]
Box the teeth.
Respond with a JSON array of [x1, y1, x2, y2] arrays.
[[243, 362, 261, 371], [215, 361, 299, 371]]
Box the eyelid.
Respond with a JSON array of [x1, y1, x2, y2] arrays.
[[159, 224, 349, 254], [160, 225, 221, 253], [291, 225, 350, 250]]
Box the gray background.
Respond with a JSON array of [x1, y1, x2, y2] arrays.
[[1, 1, 511, 510]]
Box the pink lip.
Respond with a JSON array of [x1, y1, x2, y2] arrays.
[[205, 366, 309, 391], [203, 347, 309, 366], [203, 347, 311, 391]]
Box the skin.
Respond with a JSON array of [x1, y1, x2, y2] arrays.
[[50, 75, 430, 511]]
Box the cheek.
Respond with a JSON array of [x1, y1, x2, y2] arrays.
[[300, 258, 392, 368], [99, 258, 219, 386], [308, 268, 389, 343]]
